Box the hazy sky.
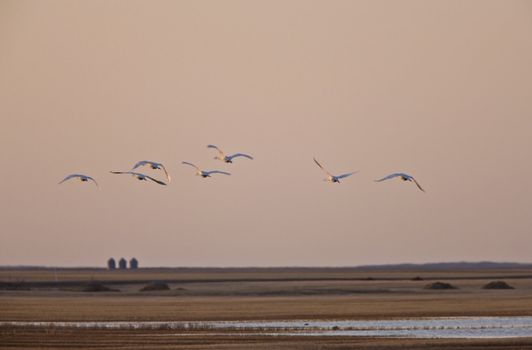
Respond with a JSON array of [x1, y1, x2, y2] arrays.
[[1, 1, 531, 267]]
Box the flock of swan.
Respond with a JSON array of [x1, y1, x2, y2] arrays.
[[58, 144, 425, 192]]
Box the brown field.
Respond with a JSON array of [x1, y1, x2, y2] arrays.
[[2, 267, 532, 349], [3, 328, 532, 350]]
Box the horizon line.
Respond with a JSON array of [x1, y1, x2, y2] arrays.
[[1, 260, 532, 269]]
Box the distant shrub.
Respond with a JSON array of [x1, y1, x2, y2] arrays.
[[82, 282, 119, 292], [140, 282, 170, 292], [482, 281, 514, 289], [0, 282, 30, 290], [424, 281, 458, 290], [411, 276, 424, 281]]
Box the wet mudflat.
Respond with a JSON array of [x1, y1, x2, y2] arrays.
[[4, 316, 532, 338]]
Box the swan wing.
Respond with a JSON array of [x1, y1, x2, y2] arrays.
[[86, 176, 100, 189], [182, 161, 200, 171], [313, 158, 332, 176], [336, 171, 359, 179], [131, 160, 150, 170], [205, 170, 231, 176], [228, 153, 253, 161], [159, 163, 171, 182], [58, 174, 80, 184], [375, 173, 404, 182], [412, 177, 425, 192], [207, 144, 225, 156], [145, 174, 167, 186]]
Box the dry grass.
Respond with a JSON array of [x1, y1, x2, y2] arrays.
[[2, 292, 532, 322], [1, 268, 532, 321]]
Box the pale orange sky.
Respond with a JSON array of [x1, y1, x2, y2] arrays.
[[1, 1, 531, 267]]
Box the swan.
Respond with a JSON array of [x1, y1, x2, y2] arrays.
[[207, 145, 253, 163], [58, 174, 99, 189], [110, 171, 167, 185], [131, 160, 171, 182], [182, 161, 231, 178], [375, 173, 425, 192], [313, 158, 358, 183]]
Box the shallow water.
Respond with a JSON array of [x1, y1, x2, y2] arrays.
[[3, 317, 532, 338]]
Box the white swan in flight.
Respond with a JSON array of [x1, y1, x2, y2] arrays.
[[182, 161, 231, 178], [110, 171, 167, 186], [375, 173, 425, 192], [131, 160, 171, 182], [313, 158, 358, 183], [207, 145, 253, 163], [59, 174, 99, 189]]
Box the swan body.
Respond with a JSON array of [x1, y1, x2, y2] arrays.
[[313, 158, 358, 183], [182, 161, 231, 178], [207, 145, 253, 163]]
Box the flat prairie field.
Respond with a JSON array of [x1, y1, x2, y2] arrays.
[[1, 267, 532, 349]]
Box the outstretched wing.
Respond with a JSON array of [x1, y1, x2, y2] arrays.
[[110, 171, 131, 175], [58, 174, 80, 184], [336, 171, 359, 179], [86, 176, 100, 189], [412, 178, 425, 192], [313, 158, 332, 176], [228, 153, 253, 161], [144, 174, 167, 186], [159, 164, 171, 182], [59, 174, 99, 189], [182, 161, 200, 171], [375, 173, 404, 182], [207, 144, 225, 156], [131, 160, 150, 171], [205, 170, 231, 176]]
